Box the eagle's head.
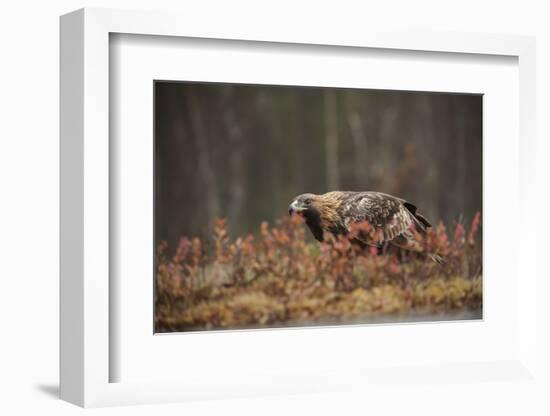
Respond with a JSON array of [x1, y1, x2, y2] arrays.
[[288, 193, 318, 217], [288, 192, 346, 241]]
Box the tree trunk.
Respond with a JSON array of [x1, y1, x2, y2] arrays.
[[185, 89, 220, 222], [345, 92, 369, 186], [221, 86, 246, 228], [324, 89, 340, 190]]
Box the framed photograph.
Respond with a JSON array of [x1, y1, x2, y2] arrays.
[[153, 81, 483, 333], [60, 8, 538, 408]]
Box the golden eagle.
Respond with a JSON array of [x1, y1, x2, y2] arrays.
[[288, 191, 443, 263]]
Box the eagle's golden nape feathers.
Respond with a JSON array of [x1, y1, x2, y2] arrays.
[[288, 191, 444, 263]]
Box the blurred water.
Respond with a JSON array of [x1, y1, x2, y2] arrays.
[[169, 309, 482, 333]]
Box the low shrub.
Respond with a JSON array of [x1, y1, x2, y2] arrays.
[[156, 213, 482, 331]]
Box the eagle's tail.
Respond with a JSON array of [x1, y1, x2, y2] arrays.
[[401, 202, 442, 263], [414, 212, 432, 229], [403, 202, 432, 232]]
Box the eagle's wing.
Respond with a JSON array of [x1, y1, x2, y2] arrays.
[[341, 192, 426, 246]]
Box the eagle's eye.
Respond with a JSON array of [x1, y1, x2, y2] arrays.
[[304, 198, 312, 205]]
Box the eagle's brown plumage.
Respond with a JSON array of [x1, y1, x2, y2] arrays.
[[288, 191, 443, 263]]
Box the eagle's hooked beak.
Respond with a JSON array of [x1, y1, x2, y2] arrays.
[[288, 200, 306, 216]]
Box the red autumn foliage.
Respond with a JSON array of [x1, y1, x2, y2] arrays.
[[156, 213, 482, 332]]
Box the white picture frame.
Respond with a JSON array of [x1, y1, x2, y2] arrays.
[[60, 7, 538, 408]]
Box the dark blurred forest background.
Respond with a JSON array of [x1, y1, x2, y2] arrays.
[[155, 82, 482, 250]]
